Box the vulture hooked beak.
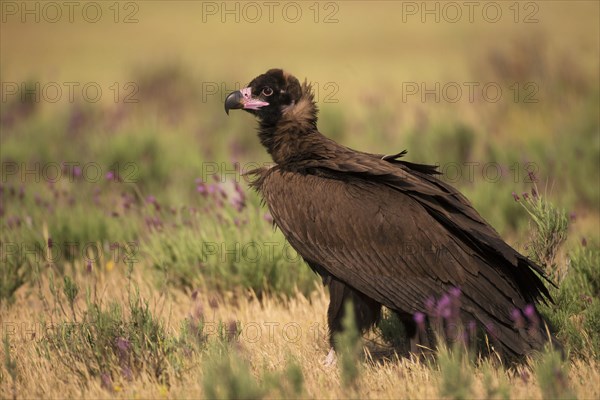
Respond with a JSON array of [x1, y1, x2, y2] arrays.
[[224, 87, 269, 115]]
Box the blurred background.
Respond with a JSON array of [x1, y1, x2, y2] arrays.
[[1, 1, 599, 295]]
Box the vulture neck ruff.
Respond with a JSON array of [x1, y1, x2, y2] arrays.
[[258, 83, 318, 165]]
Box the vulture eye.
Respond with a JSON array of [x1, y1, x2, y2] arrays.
[[261, 87, 273, 96]]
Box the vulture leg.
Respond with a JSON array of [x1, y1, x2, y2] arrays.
[[327, 277, 382, 349], [394, 311, 436, 357], [393, 311, 420, 355]]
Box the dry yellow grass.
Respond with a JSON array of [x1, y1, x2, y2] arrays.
[[2, 267, 599, 399]]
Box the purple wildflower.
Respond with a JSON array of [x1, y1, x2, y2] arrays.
[[193, 304, 204, 320], [226, 320, 238, 342], [231, 181, 246, 211], [263, 212, 274, 223], [413, 312, 426, 331], [219, 186, 228, 200], [151, 217, 163, 230], [7, 216, 21, 229], [100, 372, 113, 391], [449, 287, 461, 298], [582, 237, 587, 247], [234, 181, 244, 194], [442, 308, 452, 319], [105, 171, 115, 181], [92, 187, 101, 205], [510, 308, 521, 321], [569, 212, 576, 222], [523, 304, 536, 320], [437, 294, 451, 315], [209, 297, 219, 310], [510, 308, 526, 329], [146, 195, 160, 211], [121, 193, 132, 210], [523, 304, 540, 329], [115, 337, 131, 355], [485, 322, 498, 339], [580, 294, 593, 304], [522, 192, 529, 200], [512, 192, 520, 202], [531, 187, 538, 198], [468, 320, 477, 338], [121, 366, 133, 381], [231, 198, 244, 212], [528, 170, 537, 182]]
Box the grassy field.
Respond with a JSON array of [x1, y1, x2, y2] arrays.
[[1, 1, 599, 398]]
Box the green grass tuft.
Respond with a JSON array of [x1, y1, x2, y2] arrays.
[[436, 344, 473, 400], [535, 349, 575, 400], [336, 301, 362, 389]]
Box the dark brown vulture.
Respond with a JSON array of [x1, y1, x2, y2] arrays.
[[224, 69, 556, 361]]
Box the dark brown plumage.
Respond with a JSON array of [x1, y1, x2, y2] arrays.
[[225, 69, 556, 360]]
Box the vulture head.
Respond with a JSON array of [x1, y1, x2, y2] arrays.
[[224, 69, 316, 128]]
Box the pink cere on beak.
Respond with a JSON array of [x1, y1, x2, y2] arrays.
[[240, 87, 269, 110]]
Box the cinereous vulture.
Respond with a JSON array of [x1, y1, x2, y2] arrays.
[[224, 69, 557, 362]]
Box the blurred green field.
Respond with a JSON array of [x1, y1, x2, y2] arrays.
[[2, 1, 599, 241], [1, 1, 599, 398]]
